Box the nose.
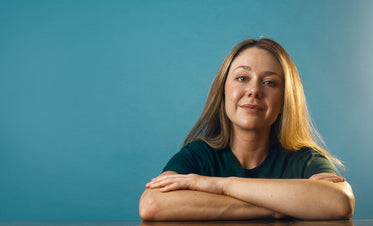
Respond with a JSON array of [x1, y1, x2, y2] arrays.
[[247, 82, 262, 99]]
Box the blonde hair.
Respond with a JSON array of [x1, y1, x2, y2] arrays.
[[184, 38, 344, 173]]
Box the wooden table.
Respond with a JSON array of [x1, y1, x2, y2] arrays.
[[0, 220, 372, 226]]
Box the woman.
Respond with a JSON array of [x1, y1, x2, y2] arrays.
[[139, 38, 355, 221]]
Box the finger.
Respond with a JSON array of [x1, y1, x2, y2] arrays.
[[147, 175, 187, 189], [146, 178, 168, 188], [150, 174, 185, 183], [309, 173, 336, 179], [146, 175, 174, 186], [309, 173, 333, 179], [309, 173, 345, 182], [159, 183, 182, 192], [332, 176, 345, 183], [146, 178, 173, 188], [150, 175, 170, 182]]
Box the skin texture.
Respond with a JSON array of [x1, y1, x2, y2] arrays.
[[224, 47, 285, 169], [224, 47, 284, 134], [143, 172, 353, 220], [140, 171, 287, 221], [139, 47, 355, 221]]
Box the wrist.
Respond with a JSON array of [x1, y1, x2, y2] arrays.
[[221, 177, 235, 196]]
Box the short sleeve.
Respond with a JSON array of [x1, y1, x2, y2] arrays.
[[303, 150, 338, 178], [162, 145, 198, 174]]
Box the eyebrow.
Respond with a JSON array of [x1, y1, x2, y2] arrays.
[[232, 65, 282, 77]]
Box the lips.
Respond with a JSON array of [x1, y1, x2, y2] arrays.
[[240, 104, 264, 112]]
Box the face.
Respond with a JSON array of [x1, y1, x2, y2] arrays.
[[224, 47, 284, 133]]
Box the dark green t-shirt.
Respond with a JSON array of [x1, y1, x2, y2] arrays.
[[163, 141, 337, 179]]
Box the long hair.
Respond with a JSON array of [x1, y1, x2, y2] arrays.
[[183, 38, 344, 173]]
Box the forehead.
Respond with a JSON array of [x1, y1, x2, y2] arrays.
[[230, 47, 283, 75]]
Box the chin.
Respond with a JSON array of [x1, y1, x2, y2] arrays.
[[234, 121, 271, 132], [237, 124, 262, 131]]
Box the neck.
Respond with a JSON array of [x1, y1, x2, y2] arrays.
[[229, 127, 271, 169]]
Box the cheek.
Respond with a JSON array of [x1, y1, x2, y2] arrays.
[[225, 85, 237, 115], [224, 86, 244, 120], [271, 92, 284, 113], [225, 86, 242, 104]]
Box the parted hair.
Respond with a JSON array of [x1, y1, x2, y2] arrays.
[[183, 38, 344, 173]]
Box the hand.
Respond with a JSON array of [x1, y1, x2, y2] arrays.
[[309, 173, 345, 183], [146, 173, 225, 194]]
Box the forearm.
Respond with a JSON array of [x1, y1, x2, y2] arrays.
[[224, 178, 355, 220], [139, 188, 278, 221]]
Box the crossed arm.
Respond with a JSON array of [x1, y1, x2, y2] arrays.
[[139, 171, 355, 221]]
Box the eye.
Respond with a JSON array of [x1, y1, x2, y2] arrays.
[[263, 80, 277, 87], [236, 76, 248, 82]]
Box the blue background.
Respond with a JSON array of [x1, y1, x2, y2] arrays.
[[1, 0, 372, 220]]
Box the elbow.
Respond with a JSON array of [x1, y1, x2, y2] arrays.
[[332, 189, 355, 219], [303, 181, 355, 220], [139, 190, 160, 221], [301, 189, 355, 220], [139, 200, 157, 221], [338, 195, 355, 219]]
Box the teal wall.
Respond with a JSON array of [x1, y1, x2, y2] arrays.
[[1, 0, 372, 220]]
